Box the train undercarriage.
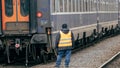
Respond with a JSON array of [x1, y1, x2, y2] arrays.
[[74, 24, 120, 49], [0, 33, 56, 66]]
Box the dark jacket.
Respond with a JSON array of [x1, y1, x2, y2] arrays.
[[55, 28, 75, 51]]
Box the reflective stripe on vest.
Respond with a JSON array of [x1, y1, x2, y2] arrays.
[[58, 31, 72, 47]]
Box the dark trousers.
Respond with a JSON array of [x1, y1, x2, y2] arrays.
[[55, 49, 71, 67]]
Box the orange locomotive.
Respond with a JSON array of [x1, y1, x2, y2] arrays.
[[0, 0, 53, 66]]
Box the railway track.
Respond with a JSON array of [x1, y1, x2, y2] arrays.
[[30, 35, 120, 68], [99, 52, 120, 68]]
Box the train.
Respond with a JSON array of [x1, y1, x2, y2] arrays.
[[0, 0, 53, 66], [0, 0, 120, 66], [51, 0, 120, 47]]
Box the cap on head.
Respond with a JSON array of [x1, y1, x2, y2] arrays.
[[62, 24, 67, 29]]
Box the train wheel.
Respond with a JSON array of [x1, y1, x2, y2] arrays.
[[40, 49, 47, 63], [51, 49, 57, 61], [31, 45, 36, 60], [25, 42, 30, 66], [6, 40, 10, 64]]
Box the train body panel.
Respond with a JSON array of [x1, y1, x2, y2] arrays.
[[1, 0, 51, 35], [1, 0, 29, 34], [0, 0, 52, 65], [36, 0, 51, 33], [51, 12, 118, 31], [51, 12, 118, 41]]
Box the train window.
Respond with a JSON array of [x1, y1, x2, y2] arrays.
[[80, 0, 83, 12], [101, 0, 105, 11], [90, 0, 92, 11], [70, 0, 73, 12], [81, 0, 84, 12], [72, 0, 75, 12], [0, 0, 1, 22], [112, 1, 114, 11], [20, 0, 29, 16], [107, 1, 109, 11], [5, 0, 13, 17], [51, 0, 117, 13], [64, 0, 70, 12], [92, 0, 96, 11], [54, 0, 59, 12], [90, 0, 93, 11], [54, 0, 63, 12], [92, 0, 95, 11], [60, 0, 63, 12], [111, 1, 114, 11], [87, 0, 90, 12], [66, 0, 69, 12], [106, 1, 109, 11], [98, 0, 100, 11], [88, 0, 90, 11], [87, 0, 89, 11], [76, 0, 79, 12], [74, 0, 77, 12], [75, 0, 77, 12], [102, 0, 105, 11], [88, 0, 91, 11], [51, 0, 55, 13], [0, 1, 1, 14], [100, 0, 103, 11], [115, 1, 118, 11], [78, 0, 80, 12], [85, 0, 88, 12], [63, 0, 65, 12], [68, 0, 72, 12], [83, 0, 86, 12]]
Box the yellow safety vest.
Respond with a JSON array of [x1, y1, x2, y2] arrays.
[[58, 31, 72, 47]]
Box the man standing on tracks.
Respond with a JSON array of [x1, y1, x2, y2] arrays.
[[55, 24, 74, 68]]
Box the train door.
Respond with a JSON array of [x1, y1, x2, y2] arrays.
[[1, 0, 29, 34]]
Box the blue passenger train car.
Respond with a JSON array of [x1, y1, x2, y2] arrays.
[[50, 0, 119, 46]]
